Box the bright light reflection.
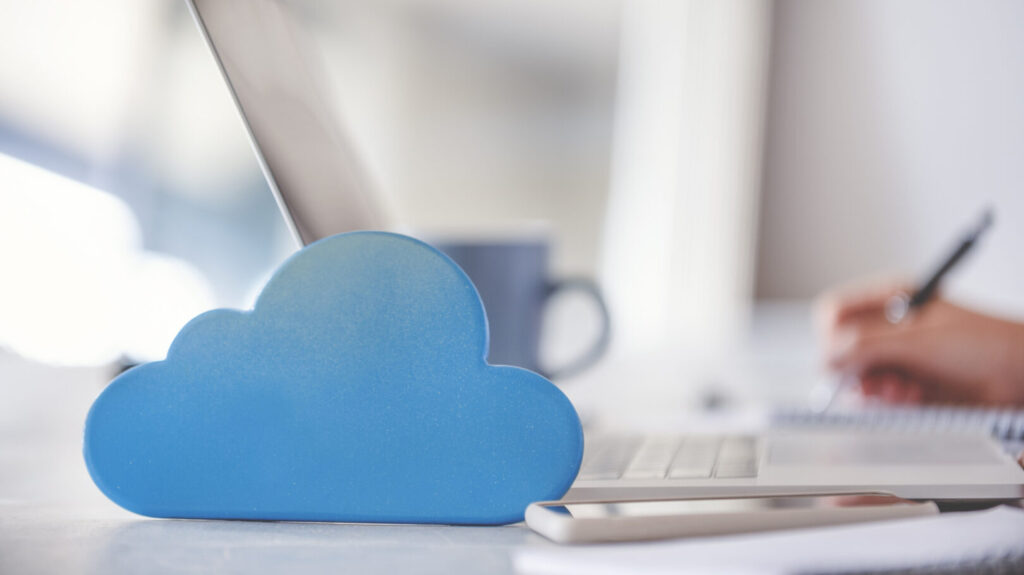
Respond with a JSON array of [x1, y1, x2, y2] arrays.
[[0, 153, 215, 366]]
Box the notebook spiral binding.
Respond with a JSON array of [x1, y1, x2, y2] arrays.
[[808, 550, 1024, 575], [772, 406, 1024, 448]]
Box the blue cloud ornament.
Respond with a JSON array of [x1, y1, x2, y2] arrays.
[[83, 232, 583, 525]]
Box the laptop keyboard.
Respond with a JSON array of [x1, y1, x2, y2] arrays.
[[578, 435, 759, 481]]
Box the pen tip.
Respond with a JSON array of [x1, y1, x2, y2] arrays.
[[980, 208, 995, 232]]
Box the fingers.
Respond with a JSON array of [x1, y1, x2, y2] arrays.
[[832, 324, 985, 405], [827, 319, 919, 375], [815, 279, 912, 335], [826, 317, 954, 405], [859, 370, 923, 405], [816, 283, 1024, 406]]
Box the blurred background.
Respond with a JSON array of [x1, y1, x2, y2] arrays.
[[1, 0, 1023, 421]]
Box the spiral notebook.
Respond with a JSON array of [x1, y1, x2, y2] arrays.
[[772, 405, 1024, 453], [831, 551, 1024, 575]]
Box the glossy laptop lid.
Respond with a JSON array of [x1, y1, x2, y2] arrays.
[[186, 0, 391, 245]]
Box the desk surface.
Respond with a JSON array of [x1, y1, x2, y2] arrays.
[[1, 504, 534, 575], [0, 354, 558, 575]]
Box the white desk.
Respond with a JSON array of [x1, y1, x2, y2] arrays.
[[1, 505, 535, 574], [0, 354, 561, 575]]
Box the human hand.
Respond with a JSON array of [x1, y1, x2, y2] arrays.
[[816, 280, 1024, 406]]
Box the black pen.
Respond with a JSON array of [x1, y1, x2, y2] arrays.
[[814, 208, 995, 412], [884, 209, 995, 324]]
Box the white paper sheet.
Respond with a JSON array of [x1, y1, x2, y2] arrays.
[[515, 506, 1024, 575]]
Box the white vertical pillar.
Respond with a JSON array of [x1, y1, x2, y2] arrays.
[[599, 0, 772, 401]]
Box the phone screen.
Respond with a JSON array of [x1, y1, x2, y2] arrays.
[[543, 494, 908, 519]]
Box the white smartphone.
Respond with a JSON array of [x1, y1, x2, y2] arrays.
[[525, 494, 938, 544]]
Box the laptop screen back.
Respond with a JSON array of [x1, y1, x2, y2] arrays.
[[186, 0, 390, 245]]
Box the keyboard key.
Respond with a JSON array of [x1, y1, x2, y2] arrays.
[[578, 434, 760, 482], [714, 461, 759, 478], [715, 436, 758, 477], [676, 436, 722, 458], [717, 437, 756, 462], [622, 437, 681, 479], [667, 463, 714, 479], [667, 437, 720, 479], [578, 436, 643, 481]]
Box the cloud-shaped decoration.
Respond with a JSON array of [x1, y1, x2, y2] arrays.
[[84, 232, 582, 525]]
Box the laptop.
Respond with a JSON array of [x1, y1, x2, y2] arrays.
[[186, 0, 1024, 503]]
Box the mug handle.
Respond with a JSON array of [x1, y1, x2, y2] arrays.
[[538, 278, 611, 380]]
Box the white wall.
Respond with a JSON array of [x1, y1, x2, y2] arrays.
[[306, 0, 621, 278], [757, 0, 1024, 318]]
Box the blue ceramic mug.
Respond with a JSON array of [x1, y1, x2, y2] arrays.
[[435, 237, 610, 380]]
